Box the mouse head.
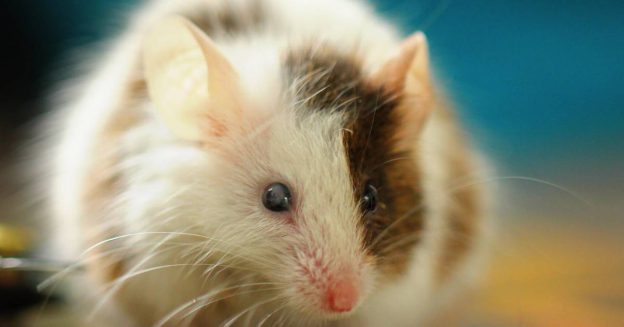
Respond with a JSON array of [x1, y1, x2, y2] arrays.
[[141, 16, 433, 320]]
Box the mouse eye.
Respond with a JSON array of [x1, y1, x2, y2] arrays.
[[262, 182, 292, 212], [361, 183, 378, 213]]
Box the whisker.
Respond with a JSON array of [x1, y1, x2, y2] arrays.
[[81, 230, 271, 272], [370, 155, 410, 173], [101, 262, 235, 291], [358, 91, 379, 174], [462, 175, 594, 209], [34, 242, 159, 326], [89, 233, 179, 319], [37, 244, 143, 291], [257, 303, 288, 327], [80, 231, 213, 257], [367, 203, 425, 251], [375, 233, 424, 256], [154, 282, 284, 327], [180, 286, 285, 325], [367, 174, 593, 254], [222, 295, 283, 327]]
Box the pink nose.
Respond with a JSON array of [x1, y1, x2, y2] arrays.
[[325, 279, 359, 313]]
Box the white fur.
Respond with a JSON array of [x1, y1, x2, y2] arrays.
[[45, 0, 490, 326]]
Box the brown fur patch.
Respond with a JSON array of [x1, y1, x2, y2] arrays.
[[186, 0, 265, 37], [439, 179, 479, 280], [285, 48, 425, 277], [82, 76, 146, 283], [434, 109, 482, 281]]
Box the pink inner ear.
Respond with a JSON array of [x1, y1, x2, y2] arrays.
[[370, 33, 428, 94], [371, 39, 419, 92], [205, 115, 228, 138]]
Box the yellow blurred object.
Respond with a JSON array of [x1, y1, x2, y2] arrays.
[[473, 220, 624, 327], [0, 224, 31, 256]]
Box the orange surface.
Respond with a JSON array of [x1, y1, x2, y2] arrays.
[[9, 220, 624, 327], [473, 221, 624, 326]]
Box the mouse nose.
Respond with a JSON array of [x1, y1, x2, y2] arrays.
[[325, 279, 359, 313]]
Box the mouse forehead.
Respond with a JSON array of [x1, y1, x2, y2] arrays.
[[263, 112, 357, 214], [283, 47, 399, 197], [278, 47, 425, 276]]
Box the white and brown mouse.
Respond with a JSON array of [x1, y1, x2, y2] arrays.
[[44, 0, 491, 326]]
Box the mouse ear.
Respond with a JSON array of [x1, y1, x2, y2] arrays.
[[142, 16, 241, 142], [372, 32, 434, 143]]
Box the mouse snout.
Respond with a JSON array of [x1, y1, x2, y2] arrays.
[[289, 239, 369, 317], [325, 277, 359, 313], [293, 258, 365, 316]]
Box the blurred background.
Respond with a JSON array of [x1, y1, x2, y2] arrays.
[[1, 0, 622, 326]]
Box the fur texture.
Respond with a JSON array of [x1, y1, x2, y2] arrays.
[[44, 0, 491, 326]]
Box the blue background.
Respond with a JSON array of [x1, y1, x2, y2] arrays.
[[3, 0, 623, 219]]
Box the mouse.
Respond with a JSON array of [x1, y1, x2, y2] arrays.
[[43, 0, 492, 326]]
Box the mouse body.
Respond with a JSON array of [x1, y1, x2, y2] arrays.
[[45, 0, 491, 326]]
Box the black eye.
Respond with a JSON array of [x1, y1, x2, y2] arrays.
[[361, 184, 378, 213], [262, 183, 292, 212]]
